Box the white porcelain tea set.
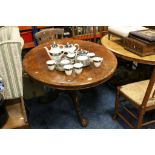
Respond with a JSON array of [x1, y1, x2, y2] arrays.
[[45, 42, 103, 76]]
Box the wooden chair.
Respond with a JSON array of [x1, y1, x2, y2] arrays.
[[113, 67, 155, 128], [34, 28, 64, 44]]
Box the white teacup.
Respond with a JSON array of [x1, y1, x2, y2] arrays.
[[73, 63, 83, 74], [87, 52, 95, 62], [67, 53, 75, 63], [76, 55, 89, 66], [67, 53, 75, 59], [63, 64, 73, 76], [93, 57, 103, 67], [46, 60, 56, 70], [87, 52, 95, 58], [60, 59, 70, 65]]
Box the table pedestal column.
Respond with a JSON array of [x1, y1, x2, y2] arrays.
[[68, 91, 88, 127]]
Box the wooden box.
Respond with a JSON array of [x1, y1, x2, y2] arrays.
[[123, 37, 155, 57]]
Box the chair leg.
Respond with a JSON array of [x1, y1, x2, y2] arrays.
[[136, 108, 144, 129], [113, 87, 120, 120]]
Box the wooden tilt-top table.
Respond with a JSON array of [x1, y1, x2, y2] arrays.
[[23, 38, 117, 127]]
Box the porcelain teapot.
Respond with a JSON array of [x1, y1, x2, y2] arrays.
[[63, 42, 79, 54], [44, 42, 64, 61]]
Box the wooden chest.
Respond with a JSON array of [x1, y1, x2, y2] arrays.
[[123, 37, 155, 57]]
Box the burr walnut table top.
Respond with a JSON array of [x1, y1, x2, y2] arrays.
[[101, 35, 155, 65], [23, 38, 117, 90]]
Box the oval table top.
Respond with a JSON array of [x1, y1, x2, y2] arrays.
[[23, 38, 117, 90], [101, 35, 155, 65]]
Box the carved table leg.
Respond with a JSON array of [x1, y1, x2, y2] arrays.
[[69, 91, 88, 127]]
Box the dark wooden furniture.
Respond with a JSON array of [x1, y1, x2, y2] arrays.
[[23, 38, 117, 127], [101, 35, 155, 128], [72, 26, 108, 43], [123, 37, 155, 57]]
